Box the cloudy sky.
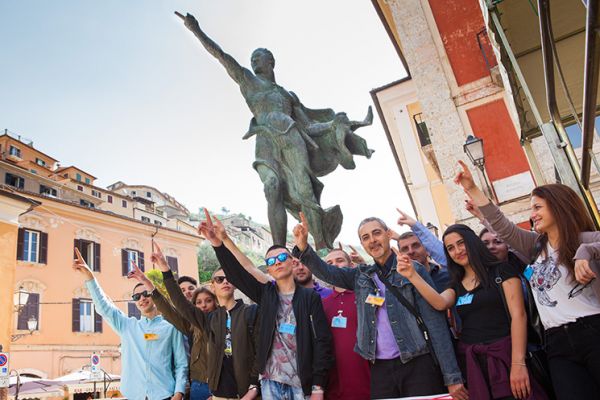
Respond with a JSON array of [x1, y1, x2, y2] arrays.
[[0, 0, 413, 245]]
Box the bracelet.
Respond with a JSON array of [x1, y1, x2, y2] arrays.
[[512, 361, 526, 366], [248, 384, 258, 391]]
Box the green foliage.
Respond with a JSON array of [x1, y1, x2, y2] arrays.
[[145, 269, 170, 300], [197, 243, 220, 272]]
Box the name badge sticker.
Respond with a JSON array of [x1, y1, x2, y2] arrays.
[[279, 323, 296, 335], [365, 294, 385, 307], [144, 333, 159, 341], [456, 293, 474, 306], [523, 265, 534, 281], [331, 311, 347, 328]]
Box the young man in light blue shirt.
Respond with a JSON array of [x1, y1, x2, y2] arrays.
[[73, 249, 188, 400]]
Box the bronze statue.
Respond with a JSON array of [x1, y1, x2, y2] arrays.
[[176, 12, 373, 249]]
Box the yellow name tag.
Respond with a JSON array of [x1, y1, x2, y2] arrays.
[[144, 333, 159, 341], [365, 294, 385, 307]]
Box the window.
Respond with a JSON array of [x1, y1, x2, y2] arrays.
[[91, 190, 101, 199], [85, 178, 90, 184], [17, 228, 47, 264], [128, 302, 141, 319], [35, 158, 46, 167], [74, 239, 101, 272], [17, 292, 39, 331], [76, 173, 82, 182], [9, 145, 21, 158], [107, 195, 113, 204], [40, 185, 57, 197], [141, 216, 151, 223], [413, 113, 432, 147], [30, 169, 37, 174], [72, 298, 102, 333], [166, 256, 179, 275], [80, 199, 95, 208], [77, 185, 83, 191], [5, 173, 24, 189], [63, 173, 68, 178], [146, 191, 152, 198], [121, 248, 144, 275], [154, 220, 163, 226], [122, 200, 127, 208], [132, 191, 136, 196]]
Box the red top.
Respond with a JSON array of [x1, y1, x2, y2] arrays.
[[322, 290, 371, 400]]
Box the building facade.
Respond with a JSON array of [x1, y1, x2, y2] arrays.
[[371, 0, 600, 229], [0, 131, 201, 379]]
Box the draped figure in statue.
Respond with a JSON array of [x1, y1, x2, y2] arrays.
[[178, 12, 374, 249]]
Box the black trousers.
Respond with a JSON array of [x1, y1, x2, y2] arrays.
[[545, 313, 600, 399], [370, 354, 446, 399]]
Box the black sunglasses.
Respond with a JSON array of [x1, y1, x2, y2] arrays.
[[132, 290, 151, 301], [212, 276, 228, 284], [568, 278, 595, 299]]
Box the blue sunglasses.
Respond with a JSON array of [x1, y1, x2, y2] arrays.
[[265, 252, 290, 267]]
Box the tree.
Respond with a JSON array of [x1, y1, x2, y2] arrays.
[[145, 269, 170, 300], [197, 244, 220, 283]]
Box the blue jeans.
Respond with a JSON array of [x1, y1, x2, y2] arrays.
[[260, 379, 307, 400], [190, 380, 211, 400]]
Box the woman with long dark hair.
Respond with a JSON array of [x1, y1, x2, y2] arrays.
[[393, 224, 547, 399], [455, 160, 600, 399]]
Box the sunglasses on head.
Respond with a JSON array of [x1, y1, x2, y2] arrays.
[[265, 252, 289, 267], [212, 276, 228, 284], [132, 290, 151, 301]]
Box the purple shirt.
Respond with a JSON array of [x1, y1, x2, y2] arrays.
[[314, 281, 334, 299], [372, 273, 401, 360]]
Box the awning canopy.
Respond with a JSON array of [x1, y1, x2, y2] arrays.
[[489, 0, 592, 137]]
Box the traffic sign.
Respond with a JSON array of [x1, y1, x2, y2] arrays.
[[90, 353, 102, 380], [0, 354, 8, 367]]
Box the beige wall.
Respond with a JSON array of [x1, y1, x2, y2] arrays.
[[10, 195, 201, 379]]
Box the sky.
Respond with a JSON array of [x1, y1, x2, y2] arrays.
[[0, 0, 413, 245]]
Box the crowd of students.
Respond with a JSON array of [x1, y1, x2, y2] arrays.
[[71, 160, 600, 400]]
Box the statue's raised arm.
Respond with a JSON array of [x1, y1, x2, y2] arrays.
[[176, 12, 255, 86]]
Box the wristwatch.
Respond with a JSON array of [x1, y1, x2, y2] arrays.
[[248, 384, 258, 391]]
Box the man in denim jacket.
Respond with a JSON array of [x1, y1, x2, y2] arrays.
[[292, 214, 467, 399]]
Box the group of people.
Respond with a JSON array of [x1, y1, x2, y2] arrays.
[[71, 160, 600, 400]]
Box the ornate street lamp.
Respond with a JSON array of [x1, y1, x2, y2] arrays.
[[463, 135, 494, 199], [13, 287, 29, 313]]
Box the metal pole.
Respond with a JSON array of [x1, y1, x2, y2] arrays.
[[581, 0, 600, 187]]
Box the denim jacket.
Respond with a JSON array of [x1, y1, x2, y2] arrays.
[[293, 245, 463, 386]]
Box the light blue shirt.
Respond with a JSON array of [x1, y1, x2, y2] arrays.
[[86, 279, 188, 400], [412, 221, 448, 267]]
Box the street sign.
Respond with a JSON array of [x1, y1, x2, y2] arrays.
[[90, 353, 102, 380], [0, 353, 9, 388]]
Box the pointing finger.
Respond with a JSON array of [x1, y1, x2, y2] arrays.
[[74, 247, 85, 263], [203, 208, 213, 227], [299, 212, 308, 229]]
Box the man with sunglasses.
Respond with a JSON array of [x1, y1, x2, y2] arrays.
[[198, 211, 333, 400], [72, 248, 188, 400], [139, 242, 260, 400]]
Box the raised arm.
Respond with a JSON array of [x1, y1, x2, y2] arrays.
[[397, 208, 448, 267], [455, 160, 539, 258], [178, 13, 255, 86], [150, 242, 210, 332], [213, 216, 271, 284], [199, 209, 265, 303], [74, 248, 127, 333], [393, 248, 455, 311], [292, 212, 358, 290]]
